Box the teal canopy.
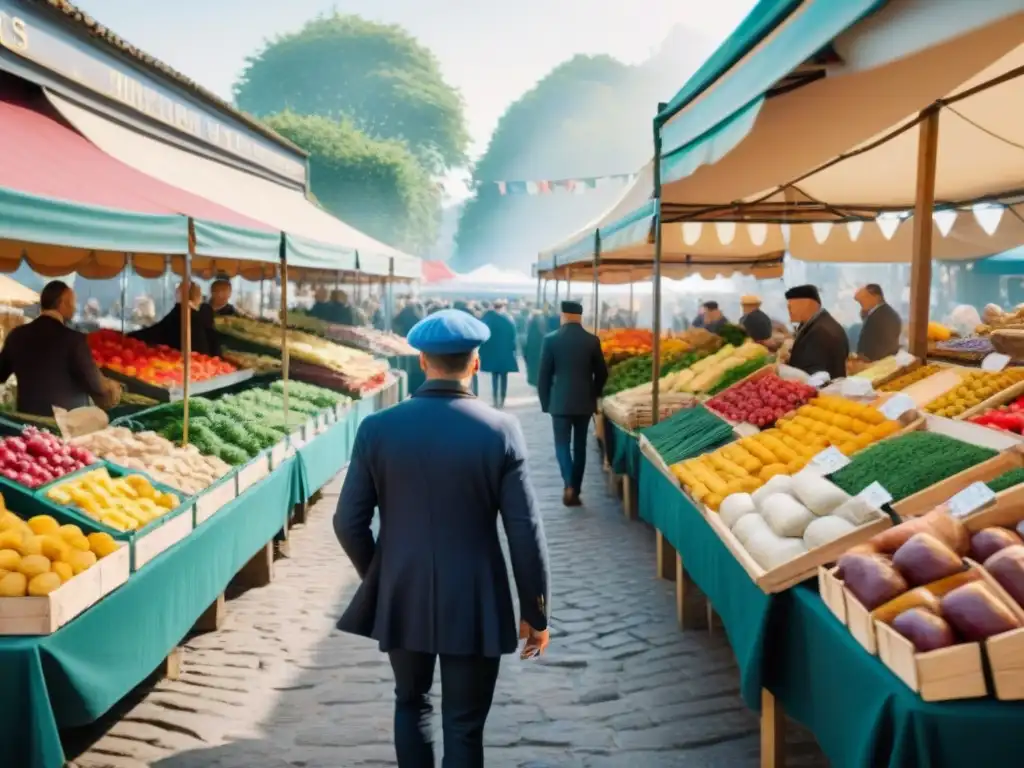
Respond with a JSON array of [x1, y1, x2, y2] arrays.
[[972, 247, 1024, 276], [284, 233, 357, 272]]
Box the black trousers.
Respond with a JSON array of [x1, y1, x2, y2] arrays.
[[552, 414, 591, 494], [388, 650, 501, 768]]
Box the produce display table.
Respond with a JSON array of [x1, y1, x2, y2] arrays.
[[388, 354, 424, 395], [603, 421, 643, 520], [292, 396, 375, 506], [638, 453, 1024, 768], [0, 457, 296, 768]]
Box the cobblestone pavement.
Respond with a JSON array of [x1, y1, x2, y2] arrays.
[[69, 373, 827, 768]]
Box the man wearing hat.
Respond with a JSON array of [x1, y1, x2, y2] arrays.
[[538, 300, 609, 506], [699, 300, 729, 334], [334, 309, 551, 767], [784, 284, 849, 381], [739, 295, 772, 343]]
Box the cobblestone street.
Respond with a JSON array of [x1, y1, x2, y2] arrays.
[[69, 373, 826, 768]]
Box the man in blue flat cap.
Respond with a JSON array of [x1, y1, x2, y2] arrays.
[[334, 309, 551, 768], [538, 300, 609, 507]]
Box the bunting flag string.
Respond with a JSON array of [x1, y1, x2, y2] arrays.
[[486, 172, 637, 196]]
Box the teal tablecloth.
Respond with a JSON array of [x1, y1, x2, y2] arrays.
[[0, 458, 296, 768], [639, 452, 1024, 767], [605, 421, 642, 480], [292, 397, 376, 505]]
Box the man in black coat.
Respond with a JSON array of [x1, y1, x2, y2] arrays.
[[855, 284, 902, 361], [131, 282, 219, 356], [784, 284, 849, 381], [538, 300, 609, 507], [0, 281, 121, 416], [739, 294, 773, 343], [334, 309, 550, 768]]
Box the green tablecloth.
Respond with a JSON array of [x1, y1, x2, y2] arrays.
[[387, 354, 424, 395], [0, 458, 296, 768], [605, 421, 642, 480], [292, 397, 375, 505], [638, 452, 1024, 767]]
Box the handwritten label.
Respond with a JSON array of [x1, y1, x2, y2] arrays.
[[809, 447, 851, 476], [841, 377, 875, 398], [947, 481, 996, 519], [858, 481, 893, 510], [879, 393, 915, 421], [982, 353, 1011, 372], [894, 350, 916, 368], [807, 371, 831, 388]]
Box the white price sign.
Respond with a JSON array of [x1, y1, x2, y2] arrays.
[[879, 393, 915, 421], [858, 481, 893, 510], [982, 353, 1011, 372], [809, 446, 851, 476], [807, 371, 831, 388], [841, 377, 875, 398], [947, 481, 996, 519], [894, 350, 916, 368]]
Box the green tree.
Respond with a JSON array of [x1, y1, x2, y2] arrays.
[[262, 112, 439, 254], [235, 13, 469, 174]]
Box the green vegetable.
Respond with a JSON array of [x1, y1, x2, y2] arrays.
[[831, 432, 996, 502], [641, 406, 734, 465], [987, 467, 1024, 493], [605, 350, 709, 396], [716, 323, 748, 347], [217, 444, 250, 465]]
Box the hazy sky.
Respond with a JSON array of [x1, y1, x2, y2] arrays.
[[73, 0, 755, 156]]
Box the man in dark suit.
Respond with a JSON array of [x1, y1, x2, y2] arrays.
[[538, 300, 609, 507], [130, 282, 219, 356], [334, 309, 551, 768], [0, 280, 121, 416], [855, 284, 902, 361], [479, 300, 519, 408], [739, 294, 773, 343], [783, 284, 849, 381]]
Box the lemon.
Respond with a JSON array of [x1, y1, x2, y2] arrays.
[[16, 554, 50, 579], [66, 534, 91, 552], [57, 523, 84, 541], [15, 535, 43, 557], [51, 561, 74, 583], [0, 548, 20, 571], [39, 535, 70, 563], [27, 572, 62, 596], [87, 532, 118, 558], [0, 571, 27, 597], [0, 529, 23, 550], [27, 515, 60, 536], [66, 549, 97, 575]]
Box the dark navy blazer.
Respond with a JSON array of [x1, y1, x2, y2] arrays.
[[334, 380, 550, 658], [537, 323, 609, 416]]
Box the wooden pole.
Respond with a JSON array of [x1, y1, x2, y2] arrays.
[[120, 254, 129, 334], [651, 111, 665, 425], [592, 232, 601, 334], [908, 107, 940, 358], [181, 221, 194, 447], [280, 248, 290, 421], [629, 272, 635, 328]]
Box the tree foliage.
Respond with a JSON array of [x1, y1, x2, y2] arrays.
[[262, 112, 439, 254], [235, 13, 469, 174]]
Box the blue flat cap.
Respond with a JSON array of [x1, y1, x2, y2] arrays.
[[407, 309, 491, 354]]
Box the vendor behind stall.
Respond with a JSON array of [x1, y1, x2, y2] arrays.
[[131, 282, 219, 356], [739, 294, 773, 343], [0, 281, 121, 416], [700, 301, 729, 334], [205, 277, 239, 317], [783, 284, 849, 381], [854, 283, 902, 361]]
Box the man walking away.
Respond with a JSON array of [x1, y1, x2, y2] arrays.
[[334, 309, 551, 768], [479, 300, 519, 408], [538, 300, 609, 507]]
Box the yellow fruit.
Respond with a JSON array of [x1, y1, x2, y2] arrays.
[[66, 549, 97, 575], [0, 510, 23, 531], [58, 523, 84, 541], [16, 554, 51, 579], [65, 534, 91, 552], [51, 561, 74, 583], [46, 487, 72, 505], [39, 535, 70, 563], [27, 515, 60, 536], [15, 535, 43, 557], [0, 571, 27, 597], [87, 532, 118, 558], [0, 548, 20, 571], [0, 529, 23, 550], [27, 572, 62, 596]]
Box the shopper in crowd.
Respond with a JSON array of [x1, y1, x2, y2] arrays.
[[783, 284, 849, 381], [479, 300, 519, 408], [326, 289, 355, 326], [392, 298, 424, 338], [334, 309, 550, 768], [699, 301, 729, 334], [854, 283, 902, 361], [131, 281, 220, 356], [739, 295, 773, 343], [0, 280, 121, 416], [309, 287, 332, 321], [691, 301, 706, 329], [524, 310, 547, 388], [205, 277, 239, 317], [538, 300, 609, 507]]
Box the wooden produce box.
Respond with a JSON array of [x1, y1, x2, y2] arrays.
[[892, 447, 1024, 521], [0, 541, 130, 635], [977, 563, 1024, 701], [237, 453, 271, 495], [957, 378, 1024, 421], [637, 434, 682, 491], [194, 472, 237, 526], [269, 439, 290, 469], [818, 565, 847, 624], [705, 505, 891, 594], [133, 504, 194, 571]]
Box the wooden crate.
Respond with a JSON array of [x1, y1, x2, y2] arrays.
[[134, 506, 194, 571], [237, 453, 271, 495], [957, 378, 1024, 421], [194, 474, 237, 526], [869, 359, 926, 390], [875, 621, 987, 702], [844, 585, 879, 654], [269, 439, 289, 469], [978, 563, 1024, 700], [703, 503, 891, 594], [893, 447, 1024, 520], [638, 434, 681, 491], [818, 565, 847, 624], [0, 542, 130, 635]]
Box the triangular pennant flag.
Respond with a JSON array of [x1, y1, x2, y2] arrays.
[[973, 204, 1004, 235], [506, 181, 527, 195], [536, 181, 551, 195], [496, 181, 507, 195], [933, 209, 957, 237], [846, 221, 864, 241]]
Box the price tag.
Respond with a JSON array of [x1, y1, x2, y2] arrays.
[[982, 353, 1011, 372], [858, 481, 893, 510], [879, 393, 915, 421], [841, 377, 875, 398], [947, 481, 996, 519], [894, 350, 916, 368], [807, 371, 831, 388], [808, 446, 851, 475]]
